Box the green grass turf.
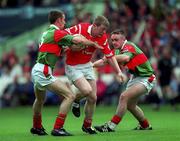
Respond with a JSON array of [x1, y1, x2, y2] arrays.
[[0, 105, 180, 141]]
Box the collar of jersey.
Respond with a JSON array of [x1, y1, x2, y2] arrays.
[[49, 24, 59, 30], [87, 24, 93, 36], [121, 40, 127, 50]]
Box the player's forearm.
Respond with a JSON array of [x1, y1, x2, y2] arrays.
[[72, 35, 103, 49], [81, 39, 96, 46], [72, 36, 84, 44], [107, 56, 122, 74], [72, 36, 94, 46], [93, 58, 107, 67], [115, 54, 130, 64]]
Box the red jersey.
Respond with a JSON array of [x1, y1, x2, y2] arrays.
[[65, 23, 113, 65]]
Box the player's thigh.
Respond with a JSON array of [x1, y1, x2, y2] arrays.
[[47, 79, 73, 98], [87, 79, 97, 96], [73, 76, 92, 95], [122, 83, 147, 101], [65, 64, 83, 83]]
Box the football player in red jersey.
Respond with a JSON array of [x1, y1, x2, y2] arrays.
[[93, 29, 156, 132], [65, 16, 125, 134]]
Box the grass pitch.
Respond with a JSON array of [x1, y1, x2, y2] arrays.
[[0, 105, 180, 141]]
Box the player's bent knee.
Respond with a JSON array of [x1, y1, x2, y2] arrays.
[[119, 94, 128, 102], [87, 95, 97, 104], [81, 88, 93, 97], [70, 94, 76, 101], [66, 93, 76, 101]]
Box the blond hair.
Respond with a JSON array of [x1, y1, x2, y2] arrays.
[[93, 15, 110, 28]]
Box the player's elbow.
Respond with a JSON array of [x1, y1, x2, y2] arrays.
[[72, 37, 81, 44], [123, 56, 130, 63], [72, 34, 86, 44]]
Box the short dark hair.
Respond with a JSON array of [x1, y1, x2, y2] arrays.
[[93, 15, 110, 28], [111, 29, 126, 37], [48, 10, 64, 24]]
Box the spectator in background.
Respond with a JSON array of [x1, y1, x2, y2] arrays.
[[0, 53, 23, 107], [102, 75, 122, 105], [96, 73, 107, 105], [158, 47, 179, 110], [26, 41, 38, 68]]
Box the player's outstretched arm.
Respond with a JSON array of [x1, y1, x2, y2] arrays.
[[94, 56, 126, 83], [93, 57, 107, 67], [72, 34, 103, 49], [115, 54, 130, 64], [107, 56, 126, 83]]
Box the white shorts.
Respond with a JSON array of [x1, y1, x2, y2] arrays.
[[65, 62, 96, 83], [31, 63, 57, 91], [126, 74, 156, 94]]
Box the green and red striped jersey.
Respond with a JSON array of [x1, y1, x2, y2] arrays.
[[113, 41, 154, 77], [36, 24, 74, 69]]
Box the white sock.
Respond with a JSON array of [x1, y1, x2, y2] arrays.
[[107, 121, 117, 130], [72, 102, 80, 108]]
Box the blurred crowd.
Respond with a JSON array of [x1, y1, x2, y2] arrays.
[[0, 0, 180, 109]]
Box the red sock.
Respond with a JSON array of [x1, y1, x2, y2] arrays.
[[111, 115, 121, 124], [83, 118, 92, 128], [33, 114, 42, 129], [140, 119, 149, 128], [53, 113, 67, 129]]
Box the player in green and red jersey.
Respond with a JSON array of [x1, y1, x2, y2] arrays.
[[93, 29, 156, 132], [30, 10, 102, 136]]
